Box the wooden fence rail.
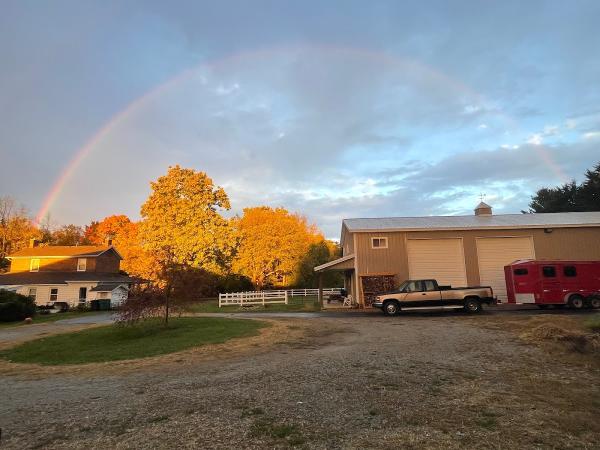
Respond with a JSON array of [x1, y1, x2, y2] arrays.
[[218, 288, 342, 307]]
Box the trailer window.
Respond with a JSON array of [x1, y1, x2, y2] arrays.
[[563, 266, 577, 277], [514, 268, 528, 276], [542, 266, 556, 277]]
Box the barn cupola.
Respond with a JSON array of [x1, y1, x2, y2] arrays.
[[474, 201, 493, 216]]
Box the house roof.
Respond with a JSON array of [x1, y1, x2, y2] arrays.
[[0, 272, 138, 286], [7, 246, 122, 259], [342, 211, 600, 233], [90, 283, 128, 292]]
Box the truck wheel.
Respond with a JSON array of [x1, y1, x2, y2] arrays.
[[464, 298, 482, 313], [383, 300, 400, 316], [568, 295, 585, 310], [588, 296, 600, 309]]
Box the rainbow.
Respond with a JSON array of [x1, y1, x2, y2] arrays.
[[34, 44, 569, 224]]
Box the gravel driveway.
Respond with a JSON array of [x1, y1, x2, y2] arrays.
[[1, 312, 598, 449]]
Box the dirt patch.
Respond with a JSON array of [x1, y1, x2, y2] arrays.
[[469, 312, 600, 368], [521, 323, 600, 353]]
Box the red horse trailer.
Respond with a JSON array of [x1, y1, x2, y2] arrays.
[[504, 260, 600, 309]]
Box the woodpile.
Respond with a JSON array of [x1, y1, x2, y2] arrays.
[[361, 275, 396, 306]]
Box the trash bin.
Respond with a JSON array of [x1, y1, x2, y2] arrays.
[[98, 299, 111, 310]]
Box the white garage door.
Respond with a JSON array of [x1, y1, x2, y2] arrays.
[[407, 238, 468, 287], [476, 237, 535, 301]]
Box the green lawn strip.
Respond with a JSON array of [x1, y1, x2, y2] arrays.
[[187, 296, 322, 313], [0, 311, 95, 329], [0, 317, 266, 365]]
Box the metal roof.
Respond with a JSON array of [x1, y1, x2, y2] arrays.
[[314, 254, 355, 272], [343, 211, 600, 232]]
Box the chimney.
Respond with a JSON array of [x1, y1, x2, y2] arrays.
[[475, 202, 493, 216], [29, 238, 40, 248]]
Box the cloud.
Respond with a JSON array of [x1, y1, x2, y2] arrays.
[[526, 134, 543, 145], [2, 1, 600, 239], [582, 131, 600, 140]]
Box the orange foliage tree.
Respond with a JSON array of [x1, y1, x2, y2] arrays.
[[232, 206, 325, 289], [137, 166, 237, 323], [0, 196, 40, 271], [84, 215, 155, 280]]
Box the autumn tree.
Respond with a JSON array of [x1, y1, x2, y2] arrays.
[[232, 206, 324, 289], [85, 215, 155, 280], [139, 166, 236, 323], [0, 197, 39, 271], [50, 224, 85, 246]]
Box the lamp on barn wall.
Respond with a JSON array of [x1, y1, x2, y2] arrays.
[[544, 228, 553, 234]]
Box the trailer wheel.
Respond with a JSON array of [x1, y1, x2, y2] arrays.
[[382, 300, 400, 316], [589, 296, 600, 309], [464, 297, 482, 313], [568, 295, 585, 310]]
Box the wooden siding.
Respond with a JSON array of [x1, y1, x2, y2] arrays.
[[342, 224, 354, 256], [10, 257, 76, 273], [354, 232, 408, 277], [94, 254, 121, 273], [352, 226, 600, 302], [9, 254, 121, 274], [16, 282, 111, 306]]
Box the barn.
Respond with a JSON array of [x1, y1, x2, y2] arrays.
[[315, 203, 600, 306]]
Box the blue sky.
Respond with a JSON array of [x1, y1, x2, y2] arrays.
[[1, 0, 599, 238]]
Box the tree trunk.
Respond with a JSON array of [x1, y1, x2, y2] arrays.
[[164, 281, 171, 325]]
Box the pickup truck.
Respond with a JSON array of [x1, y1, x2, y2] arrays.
[[372, 279, 495, 316]]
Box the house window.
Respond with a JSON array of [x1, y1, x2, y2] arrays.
[[27, 288, 37, 301], [563, 266, 577, 277], [77, 258, 87, 272], [79, 287, 87, 303], [30, 259, 40, 272], [371, 237, 388, 249], [50, 288, 58, 302], [514, 268, 528, 276], [542, 266, 556, 278]]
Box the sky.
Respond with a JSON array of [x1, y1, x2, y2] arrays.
[[1, 0, 600, 238]]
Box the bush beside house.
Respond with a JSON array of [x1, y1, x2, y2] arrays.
[[0, 290, 36, 322]]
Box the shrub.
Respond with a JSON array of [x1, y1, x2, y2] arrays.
[[0, 290, 37, 322], [218, 274, 254, 293]]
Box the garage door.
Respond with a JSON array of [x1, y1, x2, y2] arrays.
[[407, 238, 467, 287], [476, 237, 535, 301]]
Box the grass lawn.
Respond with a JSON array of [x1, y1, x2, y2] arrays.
[[0, 311, 96, 329], [0, 317, 266, 365], [186, 296, 322, 313]]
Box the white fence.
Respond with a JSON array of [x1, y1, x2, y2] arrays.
[[218, 288, 342, 307]]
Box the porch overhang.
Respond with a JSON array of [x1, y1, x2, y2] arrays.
[[314, 254, 355, 272]]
